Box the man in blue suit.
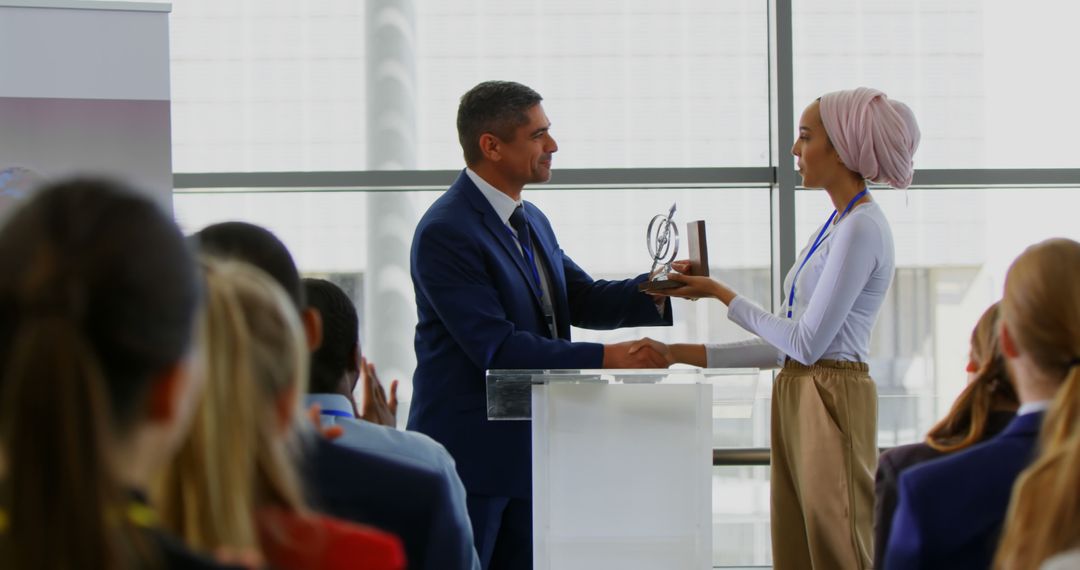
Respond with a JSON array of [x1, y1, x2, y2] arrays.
[[408, 80, 672, 569]]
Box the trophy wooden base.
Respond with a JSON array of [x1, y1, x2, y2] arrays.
[[638, 279, 684, 292]]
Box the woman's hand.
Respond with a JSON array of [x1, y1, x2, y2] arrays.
[[647, 260, 736, 305], [628, 337, 674, 367]]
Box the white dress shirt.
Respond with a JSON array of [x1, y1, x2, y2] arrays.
[[707, 201, 895, 368], [465, 168, 558, 336]]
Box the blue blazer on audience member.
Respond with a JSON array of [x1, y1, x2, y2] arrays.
[[884, 411, 1044, 570], [407, 170, 671, 500], [305, 393, 480, 570], [303, 436, 474, 570]]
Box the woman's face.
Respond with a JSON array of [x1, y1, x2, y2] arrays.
[[791, 101, 846, 189]]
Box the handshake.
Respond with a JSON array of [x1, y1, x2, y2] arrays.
[[602, 338, 673, 369]]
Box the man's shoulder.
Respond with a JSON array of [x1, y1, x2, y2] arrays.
[[330, 417, 456, 474], [309, 434, 443, 487]]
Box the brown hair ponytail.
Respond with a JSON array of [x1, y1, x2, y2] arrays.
[[925, 302, 1017, 452], [2, 319, 132, 569], [0, 180, 201, 570]]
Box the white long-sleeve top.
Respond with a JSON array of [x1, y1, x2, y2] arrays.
[[706, 201, 895, 369]]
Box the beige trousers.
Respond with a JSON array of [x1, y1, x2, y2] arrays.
[[770, 359, 878, 570]]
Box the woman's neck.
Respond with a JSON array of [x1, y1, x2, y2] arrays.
[[1011, 357, 1062, 405], [825, 176, 869, 219]]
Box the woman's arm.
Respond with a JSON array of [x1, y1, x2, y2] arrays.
[[628, 338, 781, 369], [726, 216, 884, 364]]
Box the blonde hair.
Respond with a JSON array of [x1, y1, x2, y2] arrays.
[[925, 302, 1017, 452], [994, 238, 1080, 569], [154, 258, 310, 553]]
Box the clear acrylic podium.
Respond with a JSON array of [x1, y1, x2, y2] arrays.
[[486, 368, 757, 570]]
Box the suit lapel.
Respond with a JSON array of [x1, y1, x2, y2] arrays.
[[456, 171, 545, 303], [526, 204, 568, 334]]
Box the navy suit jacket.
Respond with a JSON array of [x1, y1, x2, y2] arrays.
[[407, 170, 672, 499], [873, 411, 1015, 570], [883, 411, 1044, 570], [303, 437, 475, 570]]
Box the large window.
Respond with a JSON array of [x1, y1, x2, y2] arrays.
[[169, 1, 1080, 566], [792, 0, 1080, 168]]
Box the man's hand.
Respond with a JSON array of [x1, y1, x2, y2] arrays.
[[307, 403, 344, 440], [359, 357, 399, 428], [628, 337, 675, 367], [602, 340, 669, 369]]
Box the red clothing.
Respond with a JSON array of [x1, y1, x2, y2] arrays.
[[257, 507, 405, 570]]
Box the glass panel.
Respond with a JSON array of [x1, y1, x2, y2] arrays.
[[173, 186, 772, 424], [713, 465, 771, 567], [792, 0, 1080, 168], [169, 1, 369, 173], [416, 0, 769, 169], [169, 1, 769, 172]]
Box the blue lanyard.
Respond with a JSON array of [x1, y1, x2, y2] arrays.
[[320, 408, 353, 418], [786, 189, 868, 318], [504, 225, 543, 298]]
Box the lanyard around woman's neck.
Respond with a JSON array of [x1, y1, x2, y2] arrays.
[[786, 189, 868, 319]]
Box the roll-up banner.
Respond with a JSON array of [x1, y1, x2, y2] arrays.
[[0, 0, 172, 222]]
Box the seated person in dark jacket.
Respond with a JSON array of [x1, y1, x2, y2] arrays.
[[885, 239, 1078, 570], [303, 277, 479, 569], [193, 221, 476, 570], [874, 302, 1017, 568]]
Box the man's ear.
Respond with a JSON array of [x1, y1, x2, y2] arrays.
[[478, 133, 501, 161], [1000, 321, 1021, 359], [303, 307, 323, 352]]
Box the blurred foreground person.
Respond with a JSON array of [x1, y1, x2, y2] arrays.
[[155, 258, 404, 569], [993, 238, 1080, 569], [0, 179, 225, 569], [887, 238, 1080, 569]]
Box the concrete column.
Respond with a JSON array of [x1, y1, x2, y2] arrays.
[[365, 0, 418, 425]]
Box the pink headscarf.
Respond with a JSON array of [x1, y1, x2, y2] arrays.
[[818, 87, 921, 189]]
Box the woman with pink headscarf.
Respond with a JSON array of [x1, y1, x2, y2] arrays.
[[631, 87, 920, 569]]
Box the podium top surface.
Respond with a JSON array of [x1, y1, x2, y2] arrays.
[[487, 367, 757, 384], [486, 367, 760, 420]]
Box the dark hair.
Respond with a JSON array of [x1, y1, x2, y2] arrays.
[[457, 80, 543, 165], [303, 278, 359, 394], [193, 221, 304, 310], [0, 179, 200, 569], [925, 302, 1018, 452]]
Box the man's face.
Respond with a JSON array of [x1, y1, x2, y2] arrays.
[[492, 104, 558, 188]]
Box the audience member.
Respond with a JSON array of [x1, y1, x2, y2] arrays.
[[993, 239, 1080, 569], [874, 302, 1017, 567], [885, 238, 1080, 569], [304, 277, 481, 569], [0, 179, 226, 569], [194, 221, 477, 570], [155, 259, 405, 569]]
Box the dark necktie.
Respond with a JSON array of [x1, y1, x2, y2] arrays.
[[509, 205, 532, 254], [508, 205, 542, 295], [509, 205, 557, 337]]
